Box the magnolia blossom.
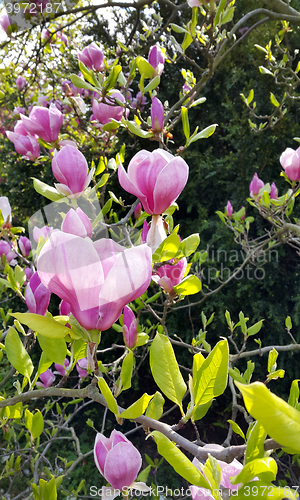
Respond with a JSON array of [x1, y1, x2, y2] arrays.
[[249, 173, 264, 197], [37, 231, 152, 331], [0, 14, 12, 34], [76, 357, 88, 379], [118, 149, 189, 215], [148, 45, 165, 76], [270, 182, 278, 200], [134, 202, 142, 220], [52, 146, 94, 197], [94, 430, 149, 498], [33, 225, 53, 243], [61, 207, 92, 238], [6, 131, 40, 161], [151, 97, 164, 133], [36, 369, 55, 388], [54, 358, 70, 376], [92, 91, 126, 126], [226, 200, 233, 217], [280, 147, 300, 182], [20, 103, 63, 143], [78, 42, 105, 72], [19, 236, 31, 257], [0, 197, 12, 223], [24, 267, 34, 281], [25, 272, 51, 316], [192, 444, 243, 495], [153, 258, 187, 294], [122, 306, 138, 348], [0, 240, 17, 264], [132, 92, 148, 112], [16, 76, 26, 90]]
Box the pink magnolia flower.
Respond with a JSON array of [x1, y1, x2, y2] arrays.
[[249, 173, 264, 197], [13, 107, 26, 116], [0, 240, 17, 264], [0, 197, 12, 223], [132, 92, 148, 112], [25, 272, 51, 316], [270, 182, 278, 199], [226, 200, 233, 217], [33, 225, 53, 243], [61, 207, 92, 238], [78, 42, 105, 72], [37, 231, 152, 332], [151, 97, 164, 133], [122, 306, 138, 348], [148, 45, 165, 76], [6, 131, 40, 161], [36, 369, 55, 388], [192, 444, 243, 493], [16, 76, 26, 90], [92, 91, 126, 126], [94, 430, 142, 490], [54, 358, 70, 376], [134, 202, 142, 220], [153, 258, 187, 294], [118, 149, 189, 215], [76, 357, 88, 379], [19, 236, 31, 257], [24, 267, 34, 281], [20, 103, 63, 143], [14, 121, 27, 135], [52, 145, 94, 197], [0, 14, 12, 34], [280, 147, 300, 182]]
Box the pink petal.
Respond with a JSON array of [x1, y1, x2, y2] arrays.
[[104, 441, 142, 490], [152, 156, 189, 214]]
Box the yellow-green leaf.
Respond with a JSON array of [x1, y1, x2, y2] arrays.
[[121, 393, 154, 419]]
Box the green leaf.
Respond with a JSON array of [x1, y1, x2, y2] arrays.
[[145, 391, 165, 420], [136, 57, 155, 79], [10, 313, 70, 339], [188, 124, 218, 144], [5, 402, 23, 419], [121, 351, 133, 391], [98, 378, 119, 415], [259, 66, 274, 76], [37, 334, 67, 365], [173, 275, 202, 296], [25, 409, 33, 433], [193, 340, 229, 407], [220, 6, 235, 26], [181, 106, 190, 141], [121, 393, 154, 419], [150, 333, 187, 409], [232, 457, 277, 485], [182, 32, 193, 52], [144, 76, 160, 93], [285, 315, 292, 330], [171, 23, 189, 34], [31, 410, 44, 439], [78, 61, 100, 87], [94, 173, 109, 189], [152, 233, 181, 263], [124, 120, 153, 138], [5, 327, 33, 380], [270, 92, 280, 107], [247, 319, 264, 337], [192, 400, 212, 422], [268, 348, 278, 373], [32, 178, 64, 202], [37, 352, 53, 377], [214, 0, 227, 26], [70, 74, 97, 92], [288, 379, 300, 408], [135, 332, 149, 347], [236, 381, 300, 452], [151, 431, 211, 488], [246, 421, 267, 463], [179, 233, 200, 257], [228, 420, 245, 441]]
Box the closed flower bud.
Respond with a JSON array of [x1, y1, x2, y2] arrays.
[[249, 173, 264, 197], [78, 43, 105, 72], [25, 272, 51, 316], [61, 207, 92, 238], [226, 200, 233, 217], [0, 240, 17, 264], [151, 97, 164, 133], [92, 91, 126, 126], [16, 76, 26, 90], [76, 357, 88, 379], [19, 236, 31, 257], [52, 145, 94, 197], [270, 182, 278, 199], [148, 45, 165, 76], [0, 197, 12, 224], [122, 305, 138, 348]]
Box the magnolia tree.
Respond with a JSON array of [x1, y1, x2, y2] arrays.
[[2, 0, 300, 499]]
